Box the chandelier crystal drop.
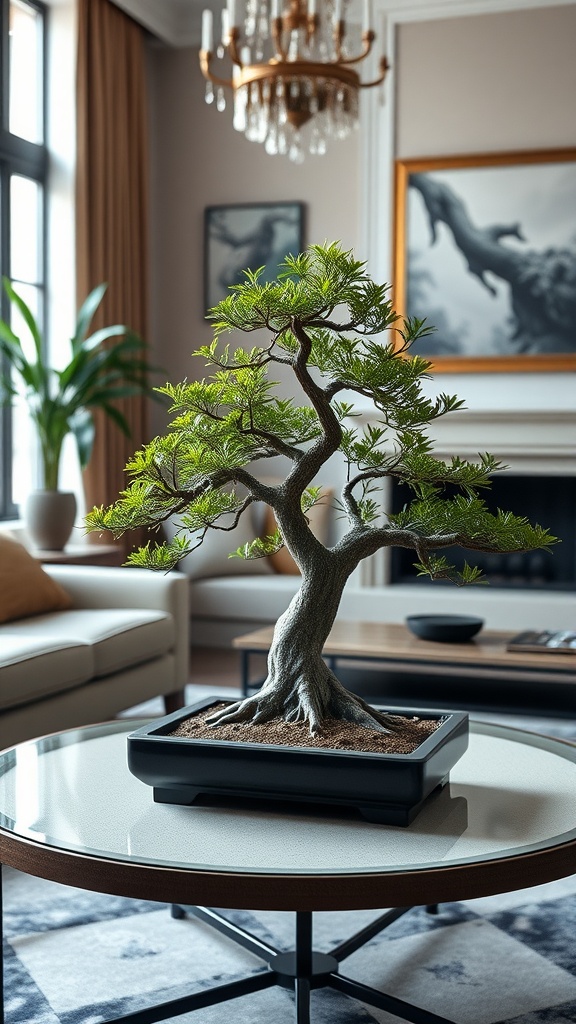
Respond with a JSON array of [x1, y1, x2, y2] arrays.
[[199, 0, 389, 161]]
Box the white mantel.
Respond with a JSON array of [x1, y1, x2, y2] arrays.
[[354, 407, 576, 476], [414, 410, 576, 475]]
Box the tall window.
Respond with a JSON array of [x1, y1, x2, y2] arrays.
[[0, 0, 46, 519]]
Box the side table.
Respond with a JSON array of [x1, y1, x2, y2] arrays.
[[31, 542, 123, 566], [1, 719, 576, 1024]]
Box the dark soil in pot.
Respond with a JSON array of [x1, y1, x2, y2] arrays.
[[168, 702, 440, 754]]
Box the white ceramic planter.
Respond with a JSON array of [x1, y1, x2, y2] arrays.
[[25, 490, 77, 551]]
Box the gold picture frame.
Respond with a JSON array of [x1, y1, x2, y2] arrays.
[[393, 149, 576, 372]]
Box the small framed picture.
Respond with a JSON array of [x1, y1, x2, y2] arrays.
[[204, 201, 305, 313], [393, 148, 576, 372]]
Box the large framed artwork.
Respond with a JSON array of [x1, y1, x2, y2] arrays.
[[393, 149, 576, 372], [204, 201, 305, 313]]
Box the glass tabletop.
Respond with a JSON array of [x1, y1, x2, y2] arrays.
[[0, 719, 575, 877]]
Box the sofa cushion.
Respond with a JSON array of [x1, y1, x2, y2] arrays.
[[189, 575, 301, 623], [0, 635, 93, 711], [0, 534, 72, 624], [2, 608, 174, 678], [165, 509, 274, 580]]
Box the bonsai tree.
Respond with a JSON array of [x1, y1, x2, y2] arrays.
[[86, 243, 555, 736], [0, 279, 158, 491]]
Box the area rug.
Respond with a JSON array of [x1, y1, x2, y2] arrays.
[[4, 707, 576, 1024], [5, 866, 576, 1024]]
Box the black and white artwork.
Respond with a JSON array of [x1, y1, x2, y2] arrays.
[[204, 202, 304, 312], [396, 152, 576, 369]]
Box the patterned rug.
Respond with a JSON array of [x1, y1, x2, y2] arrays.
[[5, 701, 576, 1024], [5, 867, 576, 1024]]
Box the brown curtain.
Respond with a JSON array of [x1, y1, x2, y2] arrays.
[[76, 0, 150, 554]]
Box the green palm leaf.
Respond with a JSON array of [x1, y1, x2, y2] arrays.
[[0, 278, 161, 488], [71, 283, 108, 352]]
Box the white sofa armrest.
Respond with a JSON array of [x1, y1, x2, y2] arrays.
[[44, 566, 189, 686]]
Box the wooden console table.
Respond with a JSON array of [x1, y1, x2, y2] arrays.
[[233, 621, 576, 703]]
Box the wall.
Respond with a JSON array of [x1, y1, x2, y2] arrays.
[[395, 6, 576, 157], [148, 52, 361, 432]]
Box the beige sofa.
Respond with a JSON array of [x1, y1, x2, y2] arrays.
[[0, 564, 189, 750]]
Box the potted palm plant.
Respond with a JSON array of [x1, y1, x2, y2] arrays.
[[86, 243, 556, 823], [0, 278, 157, 550]]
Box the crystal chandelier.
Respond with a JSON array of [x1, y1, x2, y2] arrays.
[[199, 0, 389, 162]]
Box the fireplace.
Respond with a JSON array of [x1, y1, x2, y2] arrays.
[[389, 473, 576, 591], [351, 407, 576, 596]]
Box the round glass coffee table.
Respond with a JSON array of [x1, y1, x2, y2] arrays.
[[1, 719, 575, 1024]]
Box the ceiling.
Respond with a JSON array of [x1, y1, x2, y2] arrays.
[[111, 0, 202, 47], [110, 0, 554, 50]]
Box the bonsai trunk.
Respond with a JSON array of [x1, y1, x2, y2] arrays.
[[207, 557, 399, 735]]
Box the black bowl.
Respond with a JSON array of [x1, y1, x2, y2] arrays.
[[406, 615, 484, 643]]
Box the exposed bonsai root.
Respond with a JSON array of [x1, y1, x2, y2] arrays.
[[327, 687, 400, 733], [206, 668, 400, 737]]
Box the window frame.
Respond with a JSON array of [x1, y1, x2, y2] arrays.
[[0, 0, 47, 520]]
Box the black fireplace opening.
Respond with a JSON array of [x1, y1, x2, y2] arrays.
[[388, 474, 576, 591]]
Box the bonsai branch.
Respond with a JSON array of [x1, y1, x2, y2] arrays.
[[336, 526, 459, 567], [227, 467, 278, 505], [206, 494, 254, 532], [287, 319, 344, 491], [237, 409, 303, 463], [205, 335, 292, 370]]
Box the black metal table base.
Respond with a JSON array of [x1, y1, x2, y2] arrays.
[[0, 858, 446, 1024], [79, 901, 452, 1024]]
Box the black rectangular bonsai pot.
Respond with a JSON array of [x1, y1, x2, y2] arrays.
[[128, 699, 468, 826]]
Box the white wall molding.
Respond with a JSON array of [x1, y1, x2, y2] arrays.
[[356, 407, 576, 475], [364, 0, 575, 19]]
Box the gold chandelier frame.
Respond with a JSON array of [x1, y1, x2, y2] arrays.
[[199, 0, 389, 144]]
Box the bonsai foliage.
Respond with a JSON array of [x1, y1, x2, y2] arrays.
[[86, 243, 556, 735], [0, 279, 158, 491]]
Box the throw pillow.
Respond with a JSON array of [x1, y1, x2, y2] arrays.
[[164, 510, 274, 580], [263, 489, 334, 575], [0, 534, 72, 624]]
